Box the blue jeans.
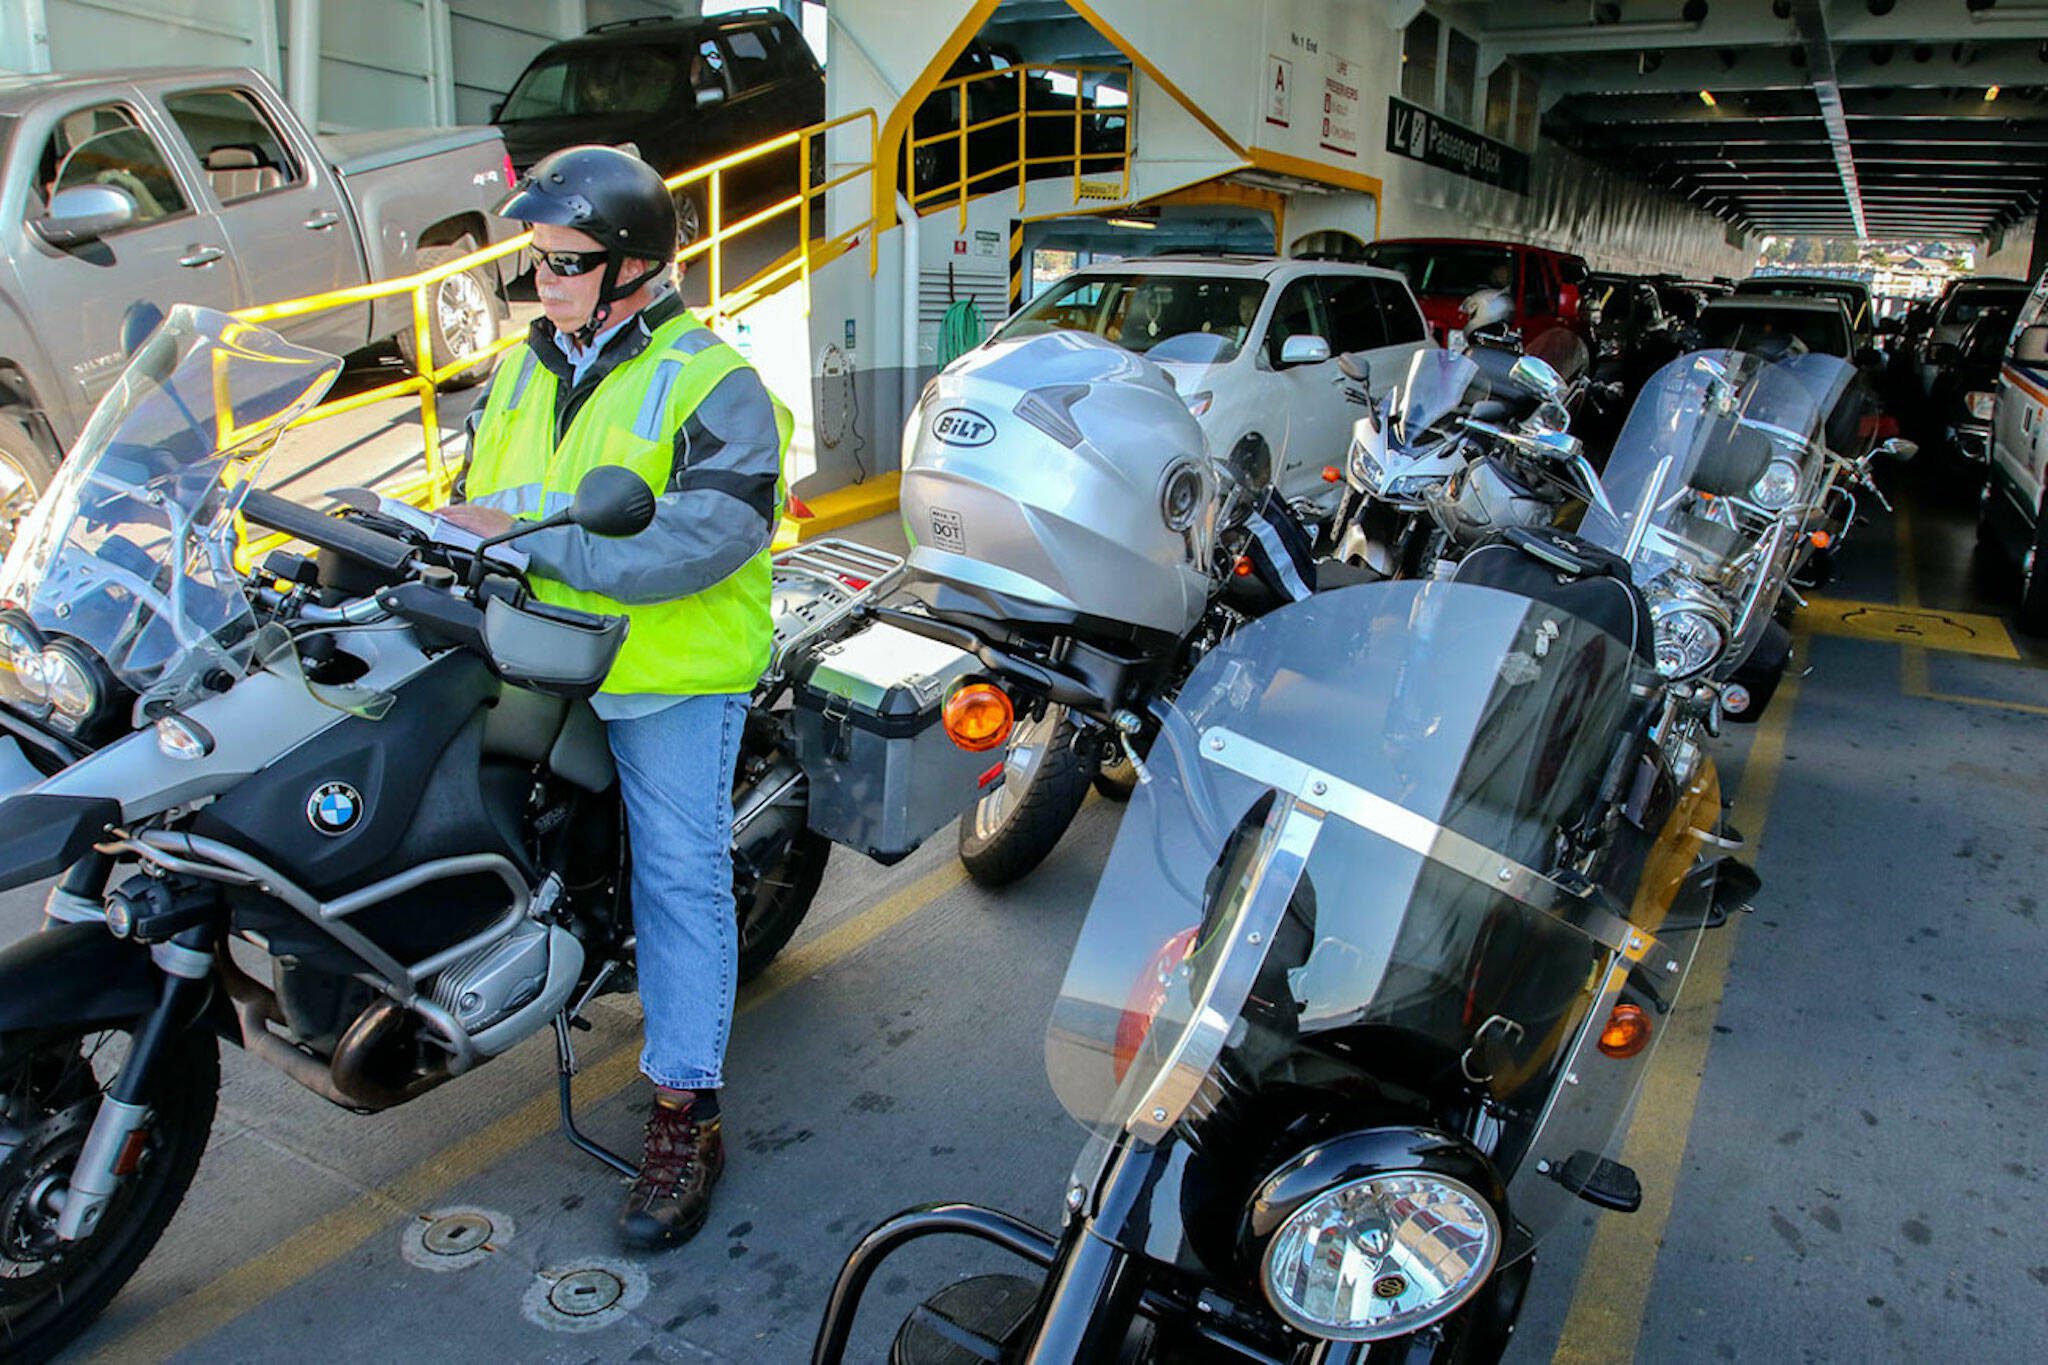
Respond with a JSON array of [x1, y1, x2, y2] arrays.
[[605, 692, 747, 1090]]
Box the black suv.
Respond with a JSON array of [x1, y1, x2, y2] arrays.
[[493, 8, 823, 242]]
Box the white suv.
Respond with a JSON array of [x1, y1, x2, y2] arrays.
[[988, 255, 1432, 517], [1983, 267, 2048, 635]]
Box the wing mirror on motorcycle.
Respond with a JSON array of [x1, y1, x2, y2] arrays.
[[1507, 354, 1566, 404], [1336, 352, 1371, 384], [1529, 399, 1573, 436], [566, 465, 658, 536], [466, 466, 656, 588], [1874, 436, 1918, 463]]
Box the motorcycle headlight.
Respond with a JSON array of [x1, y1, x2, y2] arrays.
[[0, 618, 46, 706], [1348, 439, 1385, 492], [1652, 603, 1728, 680], [1748, 457, 1801, 512], [40, 642, 101, 727], [1159, 460, 1205, 533], [1260, 1172, 1501, 1341]]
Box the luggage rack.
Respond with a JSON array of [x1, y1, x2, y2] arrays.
[[768, 537, 905, 673]]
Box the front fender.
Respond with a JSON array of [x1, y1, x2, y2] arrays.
[[0, 920, 160, 1033]]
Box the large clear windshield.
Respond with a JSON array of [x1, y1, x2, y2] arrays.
[[0, 306, 341, 717], [994, 274, 1269, 364], [1387, 349, 1484, 449], [1579, 350, 1851, 580], [1048, 583, 1653, 1169]]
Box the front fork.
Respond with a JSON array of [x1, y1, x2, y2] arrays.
[[39, 857, 215, 1243]]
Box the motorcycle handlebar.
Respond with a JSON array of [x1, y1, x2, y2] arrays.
[[239, 489, 417, 577]]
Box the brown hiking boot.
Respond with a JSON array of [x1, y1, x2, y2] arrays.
[[617, 1097, 725, 1250]]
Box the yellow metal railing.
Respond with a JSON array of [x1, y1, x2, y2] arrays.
[[229, 108, 880, 568], [905, 63, 1133, 228]]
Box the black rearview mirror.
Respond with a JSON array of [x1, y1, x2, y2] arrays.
[[570, 465, 656, 537], [1336, 352, 1371, 384]]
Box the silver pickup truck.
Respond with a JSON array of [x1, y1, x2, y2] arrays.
[[0, 66, 519, 535]]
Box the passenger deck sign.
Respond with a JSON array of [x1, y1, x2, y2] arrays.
[[1319, 53, 1361, 158], [1386, 95, 1530, 195]]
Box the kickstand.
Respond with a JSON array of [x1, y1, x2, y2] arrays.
[[553, 966, 638, 1177]]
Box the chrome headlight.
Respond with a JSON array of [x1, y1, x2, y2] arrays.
[[1748, 456, 1801, 512], [0, 617, 46, 706], [1260, 1172, 1501, 1341], [1651, 602, 1729, 680], [39, 641, 102, 730]]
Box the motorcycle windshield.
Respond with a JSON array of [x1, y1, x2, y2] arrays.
[[1577, 349, 1851, 581], [0, 306, 341, 716], [1389, 350, 1484, 449], [1047, 582, 1653, 1178]]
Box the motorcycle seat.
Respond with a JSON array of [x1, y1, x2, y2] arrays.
[[1452, 527, 1653, 664]]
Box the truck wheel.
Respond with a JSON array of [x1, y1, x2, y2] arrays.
[[957, 706, 1092, 888], [0, 419, 56, 561], [396, 239, 499, 391], [2017, 505, 2048, 638]]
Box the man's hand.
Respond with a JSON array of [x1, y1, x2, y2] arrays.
[[435, 503, 516, 539]]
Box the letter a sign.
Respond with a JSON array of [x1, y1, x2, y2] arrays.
[[1266, 54, 1292, 128]]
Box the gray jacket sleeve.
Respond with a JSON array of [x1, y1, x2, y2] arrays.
[[522, 366, 780, 605]]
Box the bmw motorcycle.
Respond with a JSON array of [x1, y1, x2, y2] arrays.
[[814, 567, 1751, 1363], [0, 307, 911, 1359]]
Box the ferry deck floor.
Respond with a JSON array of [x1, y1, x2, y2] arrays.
[[7, 446, 2043, 1364]]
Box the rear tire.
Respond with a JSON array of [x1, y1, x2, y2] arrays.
[[957, 706, 1092, 888], [0, 419, 57, 561], [395, 239, 500, 390], [0, 1023, 219, 1363], [735, 828, 830, 982]]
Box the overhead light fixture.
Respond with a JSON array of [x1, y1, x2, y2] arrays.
[[1699, 89, 1718, 106], [1107, 216, 1157, 230], [1984, 85, 2001, 101]]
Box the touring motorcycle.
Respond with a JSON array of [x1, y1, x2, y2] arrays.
[[881, 332, 1320, 887], [0, 307, 970, 1359]]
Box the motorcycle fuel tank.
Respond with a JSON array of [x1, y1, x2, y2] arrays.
[[901, 332, 1216, 639]]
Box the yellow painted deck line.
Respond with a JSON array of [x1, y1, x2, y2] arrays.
[[773, 472, 902, 550], [1800, 594, 2020, 660], [1553, 624, 1808, 1365], [97, 859, 968, 1364], [1889, 503, 2048, 714]]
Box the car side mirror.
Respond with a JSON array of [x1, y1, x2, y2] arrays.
[[695, 83, 727, 108], [569, 465, 657, 537], [33, 184, 136, 248], [1508, 353, 1567, 403], [1279, 335, 1331, 367], [1874, 437, 1918, 463], [1336, 351, 1371, 383], [2014, 325, 2048, 366]]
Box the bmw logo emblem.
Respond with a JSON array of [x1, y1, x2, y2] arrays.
[[307, 781, 363, 836]]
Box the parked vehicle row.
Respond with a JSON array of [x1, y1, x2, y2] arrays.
[[0, 66, 520, 548]]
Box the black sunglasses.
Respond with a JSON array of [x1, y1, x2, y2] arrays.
[[528, 246, 611, 277]]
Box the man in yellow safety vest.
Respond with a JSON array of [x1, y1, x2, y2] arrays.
[[449, 144, 788, 1251]]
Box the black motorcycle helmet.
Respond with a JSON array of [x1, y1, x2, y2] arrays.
[[495, 144, 679, 344]]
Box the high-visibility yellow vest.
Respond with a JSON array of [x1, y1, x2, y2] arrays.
[[466, 310, 789, 696]]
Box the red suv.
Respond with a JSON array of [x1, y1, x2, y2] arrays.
[[1362, 237, 1590, 346]]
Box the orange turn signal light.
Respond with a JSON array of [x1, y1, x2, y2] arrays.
[[942, 682, 1014, 752], [1321, 465, 1343, 483], [1809, 530, 1831, 549], [1233, 555, 1254, 577], [1598, 1003, 1653, 1058]]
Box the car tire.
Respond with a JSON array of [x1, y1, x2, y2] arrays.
[[2017, 502, 2048, 638], [671, 187, 704, 252], [0, 417, 56, 561], [395, 238, 500, 391]]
